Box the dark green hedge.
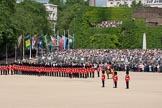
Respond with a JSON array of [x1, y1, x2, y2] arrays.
[[68, 7, 162, 49]]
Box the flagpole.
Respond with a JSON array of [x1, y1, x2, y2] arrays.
[[34, 35, 38, 58], [57, 31, 59, 51], [6, 43, 8, 64], [64, 30, 66, 50], [36, 38, 38, 58], [73, 34, 74, 49], [29, 35, 32, 59], [22, 33, 25, 60], [15, 44, 17, 62], [68, 30, 69, 50], [41, 35, 43, 56]]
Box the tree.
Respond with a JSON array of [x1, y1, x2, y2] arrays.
[[0, 0, 16, 48], [131, 0, 143, 8], [49, 0, 64, 5], [13, 0, 52, 35], [0, 0, 52, 57]]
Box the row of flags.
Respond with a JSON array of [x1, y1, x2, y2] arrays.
[[17, 35, 74, 50]]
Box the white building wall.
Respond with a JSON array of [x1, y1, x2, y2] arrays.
[[106, 0, 133, 7], [44, 3, 57, 21], [145, 0, 162, 7], [44, 3, 57, 32], [16, 0, 23, 3], [104, 0, 162, 7], [89, 0, 96, 6]]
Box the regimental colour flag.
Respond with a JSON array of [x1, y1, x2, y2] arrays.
[[17, 35, 22, 48]]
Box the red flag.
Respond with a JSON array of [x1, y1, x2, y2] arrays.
[[59, 37, 64, 50], [32, 35, 37, 48], [33, 35, 37, 45], [17, 35, 22, 48]]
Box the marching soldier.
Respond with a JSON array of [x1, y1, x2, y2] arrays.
[[97, 67, 100, 77], [125, 71, 130, 89], [0, 64, 2, 75], [113, 72, 118, 88], [101, 71, 106, 87], [107, 62, 113, 79]]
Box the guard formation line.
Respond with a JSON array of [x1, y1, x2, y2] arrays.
[[0, 62, 130, 89]]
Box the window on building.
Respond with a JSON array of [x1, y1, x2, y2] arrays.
[[155, 0, 159, 3], [117, 2, 120, 5]]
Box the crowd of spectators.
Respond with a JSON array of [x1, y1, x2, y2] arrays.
[[36, 49, 162, 72], [96, 20, 123, 28]]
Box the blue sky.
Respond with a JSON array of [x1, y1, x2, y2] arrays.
[[36, 0, 49, 3]]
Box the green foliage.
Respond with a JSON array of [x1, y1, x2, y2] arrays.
[[1, 0, 162, 52], [131, 0, 143, 8], [13, 0, 52, 35], [68, 7, 133, 48], [0, 0, 16, 49], [84, 7, 132, 23], [66, 5, 162, 49], [89, 34, 120, 49], [146, 27, 162, 49], [49, 0, 63, 5], [0, 0, 52, 55]]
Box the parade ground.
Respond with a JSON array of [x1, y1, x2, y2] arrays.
[[0, 72, 162, 108]]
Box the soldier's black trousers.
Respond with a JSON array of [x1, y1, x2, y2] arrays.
[[126, 82, 129, 89], [102, 80, 105, 87], [114, 82, 117, 88]]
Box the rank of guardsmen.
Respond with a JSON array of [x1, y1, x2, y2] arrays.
[[0, 61, 95, 78], [0, 60, 131, 89]]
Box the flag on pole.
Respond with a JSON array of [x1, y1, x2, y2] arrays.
[[38, 36, 43, 48], [68, 35, 74, 49], [43, 35, 48, 48], [63, 36, 68, 50], [32, 35, 37, 49], [57, 35, 60, 46], [25, 36, 31, 49], [59, 37, 64, 50], [51, 36, 57, 46], [17, 35, 22, 48]]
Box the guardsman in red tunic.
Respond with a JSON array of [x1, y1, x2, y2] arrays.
[[113, 72, 118, 88], [69, 68, 73, 78], [125, 71, 130, 89], [10, 64, 14, 75], [7, 64, 10, 75], [97, 67, 100, 77], [91, 67, 95, 78], [107, 62, 113, 79], [101, 71, 106, 87], [38, 67, 41, 76], [0, 65, 2, 75]]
